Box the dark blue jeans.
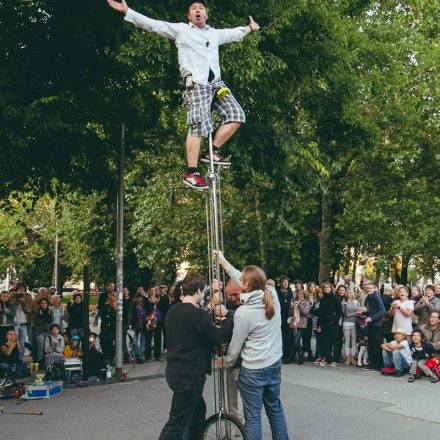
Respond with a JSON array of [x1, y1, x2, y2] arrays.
[[238, 359, 289, 440]]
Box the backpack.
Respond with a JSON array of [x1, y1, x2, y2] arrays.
[[44, 362, 65, 382]]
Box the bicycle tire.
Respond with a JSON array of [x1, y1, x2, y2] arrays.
[[203, 412, 244, 440]]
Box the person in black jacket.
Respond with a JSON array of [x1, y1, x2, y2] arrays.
[[159, 272, 232, 440], [318, 282, 342, 367], [277, 276, 293, 362], [66, 293, 84, 337], [364, 282, 385, 371]]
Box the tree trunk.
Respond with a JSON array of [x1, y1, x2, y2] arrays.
[[401, 254, 410, 286], [351, 246, 358, 281], [255, 191, 266, 270], [318, 183, 331, 284]]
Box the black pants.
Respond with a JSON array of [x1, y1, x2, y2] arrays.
[[302, 317, 313, 356], [158, 381, 206, 440], [334, 326, 343, 362], [145, 325, 162, 360], [281, 322, 291, 359], [162, 324, 168, 350], [321, 323, 339, 363], [367, 325, 383, 369]]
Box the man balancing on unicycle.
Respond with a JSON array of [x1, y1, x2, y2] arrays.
[[108, 0, 259, 190]]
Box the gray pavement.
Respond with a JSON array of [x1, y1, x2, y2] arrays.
[[1, 361, 439, 440]]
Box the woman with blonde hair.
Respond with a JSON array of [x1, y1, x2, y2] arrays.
[[342, 289, 361, 365], [215, 251, 289, 440]]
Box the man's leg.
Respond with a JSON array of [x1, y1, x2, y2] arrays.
[[226, 367, 242, 423], [186, 136, 203, 168], [158, 382, 205, 440], [154, 326, 162, 360], [212, 122, 241, 149], [15, 325, 27, 361]]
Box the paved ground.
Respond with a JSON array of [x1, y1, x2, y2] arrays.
[[1, 361, 439, 440]]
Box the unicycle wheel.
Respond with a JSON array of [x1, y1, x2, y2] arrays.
[[203, 413, 244, 440]]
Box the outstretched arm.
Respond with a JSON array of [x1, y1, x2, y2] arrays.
[[217, 15, 260, 45], [108, 0, 181, 40]]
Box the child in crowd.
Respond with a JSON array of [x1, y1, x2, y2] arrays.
[[408, 329, 439, 383], [381, 328, 412, 377], [355, 314, 369, 367], [64, 335, 83, 358]]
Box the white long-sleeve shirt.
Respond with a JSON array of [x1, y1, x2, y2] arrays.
[[124, 8, 248, 85]]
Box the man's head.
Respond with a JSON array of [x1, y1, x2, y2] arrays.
[[16, 282, 27, 294], [181, 272, 206, 304], [294, 279, 303, 292], [135, 292, 143, 304], [425, 285, 435, 298], [123, 287, 130, 298], [279, 276, 289, 290], [435, 284, 440, 296], [429, 311, 439, 327], [187, 1, 208, 29], [73, 293, 82, 303], [365, 282, 376, 294], [344, 274, 351, 284], [226, 278, 242, 306], [38, 287, 49, 300], [393, 328, 406, 342], [50, 324, 60, 336]]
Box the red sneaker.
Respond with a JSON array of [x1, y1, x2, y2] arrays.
[[183, 172, 208, 190], [200, 150, 231, 167]]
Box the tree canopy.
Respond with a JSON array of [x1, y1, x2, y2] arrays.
[[0, 0, 438, 288]]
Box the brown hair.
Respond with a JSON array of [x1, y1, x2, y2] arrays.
[[182, 272, 206, 296], [321, 281, 334, 295], [242, 265, 274, 320]]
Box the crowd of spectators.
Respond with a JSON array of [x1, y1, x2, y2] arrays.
[[1, 275, 440, 385], [276, 275, 440, 383]]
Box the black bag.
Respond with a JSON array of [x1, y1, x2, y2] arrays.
[[44, 363, 64, 381]]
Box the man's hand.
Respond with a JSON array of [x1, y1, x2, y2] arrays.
[[248, 16, 260, 32], [365, 317, 372, 323], [107, 0, 128, 15]]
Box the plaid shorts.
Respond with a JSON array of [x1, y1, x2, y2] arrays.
[[182, 81, 246, 137]]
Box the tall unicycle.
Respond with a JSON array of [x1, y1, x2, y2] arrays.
[[203, 130, 244, 440]]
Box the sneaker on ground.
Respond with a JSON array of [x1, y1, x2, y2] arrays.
[[330, 362, 337, 368], [200, 150, 231, 166], [183, 172, 209, 190], [314, 358, 323, 364], [319, 361, 327, 367]]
